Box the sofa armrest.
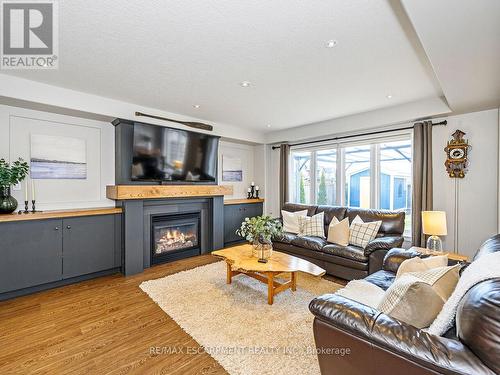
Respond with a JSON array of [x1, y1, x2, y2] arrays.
[[382, 247, 424, 273], [364, 236, 404, 256], [309, 294, 494, 375]]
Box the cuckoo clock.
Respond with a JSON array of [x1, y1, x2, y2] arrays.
[[444, 129, 471, 178]]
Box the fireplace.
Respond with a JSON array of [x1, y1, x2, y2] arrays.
[[151, 212, 201, 264]]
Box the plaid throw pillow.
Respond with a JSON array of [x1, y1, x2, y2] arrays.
[[297, 212, 325, 238], [349, 216, 381, 248]]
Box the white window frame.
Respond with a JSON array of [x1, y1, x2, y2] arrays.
[[289, 131, 412, 237]]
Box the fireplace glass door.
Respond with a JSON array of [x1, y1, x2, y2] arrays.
[[151, 213, 201, 264]]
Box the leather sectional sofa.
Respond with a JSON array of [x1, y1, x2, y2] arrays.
[[309, 234, 500, 375], [273, 203, 405, 280]]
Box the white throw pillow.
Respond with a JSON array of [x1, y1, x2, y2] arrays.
[[297, 212, 325, 238], [281, 209, 308, 234], [396, 255, 449, 279], [378, 265, 460, 328], [327, 217, 349, 246], [349, 215, 382, 248]]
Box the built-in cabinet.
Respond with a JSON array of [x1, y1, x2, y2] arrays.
[[0, 212, 121, 297], [224, 201, 263, 246]]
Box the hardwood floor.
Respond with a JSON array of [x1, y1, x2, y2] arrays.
[[0, 255, 227, 375]]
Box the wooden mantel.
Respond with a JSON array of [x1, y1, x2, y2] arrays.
[[106, 185, 233, 200]]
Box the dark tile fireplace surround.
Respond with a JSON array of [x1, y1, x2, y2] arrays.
[[117, 197, 224, 276]]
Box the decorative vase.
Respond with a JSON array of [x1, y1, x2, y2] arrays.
[[252, 240, 273, 260], [0, 186, 18, 214]]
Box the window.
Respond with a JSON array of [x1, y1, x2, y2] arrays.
[[379, 140, 412, 236], [315, 149, 336, 205], [344, 145, 371, 208], [289, 135, 412, 238], [290, 151, 311, 204]]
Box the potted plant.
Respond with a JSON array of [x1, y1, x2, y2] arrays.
[[236, 215, 283, 262], [0, 158, 29, 214]]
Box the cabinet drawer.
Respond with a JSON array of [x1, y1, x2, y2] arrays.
[[0, 219, 63, 293]]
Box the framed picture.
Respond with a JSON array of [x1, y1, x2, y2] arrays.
[[222, 155, 242, 182], [30, 134, 87, 179]]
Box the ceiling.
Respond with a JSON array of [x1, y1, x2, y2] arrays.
[[402, 0, 500, 114], [3, 0, 443, 132], [3, 1, 498, 135]]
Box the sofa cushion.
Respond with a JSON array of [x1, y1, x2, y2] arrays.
[[378, 273, 446, 329], [364, 270, 396, 291], [273, 242, 325, 261], [282, 202, 318, 217], [273, 232, 298, 244], [327, 217, 349, 246], [396, 255, 448, 278], [298, 212, 325, 238], [456, 278, 500, 375], [281, 209, 308, 234], [322, 244, 368, 262], [291, 236, 327, 251], [349, 216, 382, 248], [316, 205, 347, 234], [346, 208, 404, 236], [472, 233, 500, 261]]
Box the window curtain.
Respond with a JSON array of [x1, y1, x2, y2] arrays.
[[279, 144, 290, 211], [412, 121, 433, 246]]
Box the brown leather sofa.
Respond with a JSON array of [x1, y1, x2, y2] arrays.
[[309, 234, 500, 375], [273, 203, 405, 280]]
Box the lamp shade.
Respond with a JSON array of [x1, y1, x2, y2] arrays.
[[421, 211, 447, 236]]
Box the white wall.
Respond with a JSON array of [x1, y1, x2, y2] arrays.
[[218, 140, 260, 199], [0, 104, 115, 210], [265, 96, 450, 143], [432, 108, 499, 258], [0, 74, 265, 144]]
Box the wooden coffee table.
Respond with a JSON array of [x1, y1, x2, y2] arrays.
[[212, 244, 326, 305]]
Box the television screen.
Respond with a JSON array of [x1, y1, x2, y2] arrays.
[[131, 122, 219, 182]]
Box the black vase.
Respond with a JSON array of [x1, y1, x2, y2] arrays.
[[0, 186, 18, 214]]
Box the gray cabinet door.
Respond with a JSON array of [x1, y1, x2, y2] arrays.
[[0, 219, 63, 293], [223, 203, 263, 245], [224, 205, 242, 244], [62, 215, 116, 279]]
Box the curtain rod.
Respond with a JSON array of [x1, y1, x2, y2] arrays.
[[271, 120, 447, 150]]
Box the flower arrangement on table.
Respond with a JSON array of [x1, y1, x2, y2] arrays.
[[236, 215, 283, 262]]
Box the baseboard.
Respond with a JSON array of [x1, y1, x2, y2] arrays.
[[0, 268, 121, 301]]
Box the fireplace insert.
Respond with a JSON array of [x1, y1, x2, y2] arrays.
[[151, 212, 201, 264]]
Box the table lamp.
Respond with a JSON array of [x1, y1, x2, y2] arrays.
[[421, 211, 447, 251]]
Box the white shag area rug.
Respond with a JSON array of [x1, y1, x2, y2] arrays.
[[140, 261, 342, 375]]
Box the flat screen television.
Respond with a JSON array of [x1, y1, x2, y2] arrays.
[[131, 122, 219, 183]]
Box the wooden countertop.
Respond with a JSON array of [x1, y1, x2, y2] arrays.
[[0, 207, 123, 223], [410, 246, 469, 262], [224, 198, 264, 205], [106, 185, 233, 200]]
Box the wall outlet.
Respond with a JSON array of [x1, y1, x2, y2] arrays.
[[12, 182, 21, 191]]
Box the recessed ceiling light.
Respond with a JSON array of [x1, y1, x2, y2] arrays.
[[266, 124, 271, 128], [193, 104, 201, 109], [240, 81, 251, 87], [386, 94, 393, 99], [326, 40, 338, 48]]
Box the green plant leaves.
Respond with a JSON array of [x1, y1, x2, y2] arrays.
[[236, 215, 283, 243], [0, 158, 29, 187]]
